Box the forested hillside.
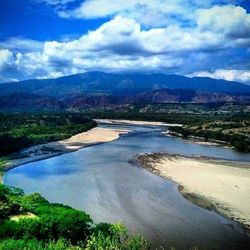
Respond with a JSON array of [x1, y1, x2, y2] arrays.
[[1, 72, 250, 98]]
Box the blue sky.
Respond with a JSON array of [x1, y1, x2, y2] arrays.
[[0, 0, 250, 83]]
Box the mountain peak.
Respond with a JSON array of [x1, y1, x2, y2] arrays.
[[0, 72, 249, 98]]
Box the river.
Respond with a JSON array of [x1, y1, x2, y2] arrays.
[[4, 124, 250, 249]]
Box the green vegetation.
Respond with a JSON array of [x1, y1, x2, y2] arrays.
[[1, 104, 249, 161], [0, 158, 9, 177], [169, 120, 250, 152], [82, 103, 250, 125], [0, 113, 97, 157], [0, 184, 148, 249]]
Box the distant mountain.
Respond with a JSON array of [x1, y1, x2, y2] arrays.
[[65, 94, 114, 108], [0, 71, 250, 98], [123, 89, 250, 104], [0, 93, 65, 111], [0, 72, 250, 111], [1, 89, 249, 112], [123, 89, 197, 103]]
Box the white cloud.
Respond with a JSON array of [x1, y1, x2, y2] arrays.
[[0, 49, 14, 70], [56, 1, 246, 28], [0, 76, 18, 83], [0, 38, 43, 53], [197, 5, 250, 38], [1, 2, 250, 83], [58, 0, 200, 27], [72, 0, 134, 19], [37, 71, 64, 79], [188, 69, 250, 84]]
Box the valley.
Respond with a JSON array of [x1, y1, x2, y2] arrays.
[[2, 1, 250, 249]]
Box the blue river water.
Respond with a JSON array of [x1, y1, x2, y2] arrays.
[[4, 124, 250, 249]]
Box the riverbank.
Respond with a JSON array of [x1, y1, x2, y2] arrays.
[[1, 127, 130, 182], [163, 130, 226, 147], [99, 120, 225, 147], [167, 121, 250, 152], [95, 119, 182, 127], [136, 153, 250, 231]]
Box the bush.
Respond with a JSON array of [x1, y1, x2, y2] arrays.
[[0, 185, 22, 221], [0, 184, 149, 250], [19, 193, 50, 213], [0, 134, 32, 156], [0, 207, 93, 244], [0, 238, 80, 250], [37, 206, 93, 243], [86, 223, 149, 250]]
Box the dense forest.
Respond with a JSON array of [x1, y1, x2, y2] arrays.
[[0, 113, 96, 157], [0, 184, 148, 249]]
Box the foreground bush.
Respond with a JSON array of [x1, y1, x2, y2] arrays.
[[0, 184, 148, 249], [86, 223, 149, 250]]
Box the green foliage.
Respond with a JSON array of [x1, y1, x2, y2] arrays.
[[18, 193, 50, 213], [82, 103, 250, 126], [86, 223, 149, 250], [0, 184, 23, 222], [231, 139, 249, 152], [0, 184, 148, 249], [0, 157, 9, 176], [0, 238, 81, 250], [170, 126, 191, 138], [0, 113, 97, 156], [0, 207, 92, 244], [0, 134, 32, 156], [37, 206, 92, 243], [169, 123, 250, 152]]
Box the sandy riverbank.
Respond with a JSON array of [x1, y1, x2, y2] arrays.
[[136, 153, 250, 231], [95, 119, 182, 127], [3, 127, 130, 173]]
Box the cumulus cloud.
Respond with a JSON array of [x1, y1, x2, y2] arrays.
[[197, 5, 250, 39], [58, 0, 202, 27], [56, 0, 241, 26], [0, 1, 250, 83]]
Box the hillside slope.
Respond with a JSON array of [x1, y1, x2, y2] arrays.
[[1, 72, 250, 98]]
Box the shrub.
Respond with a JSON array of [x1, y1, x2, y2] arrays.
[[86, 223, 149, 250]]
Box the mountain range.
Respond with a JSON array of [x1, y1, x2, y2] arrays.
[[0, 72, 250, 111]]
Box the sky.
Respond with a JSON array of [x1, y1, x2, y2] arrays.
[[0, 0, 250, 84]]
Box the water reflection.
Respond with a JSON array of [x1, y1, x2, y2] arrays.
[[4, 124, 250, 249]]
